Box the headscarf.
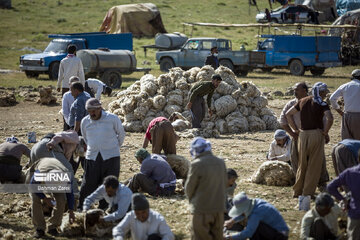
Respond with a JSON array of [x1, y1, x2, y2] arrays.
[[189, 137, 212, 158], [85, 98, 102, 110], [135, 148, 150, 160], [311, 82, 329, 106], [6, 136, 18, 143], [351, 69, 360, 80], [274, 129, 288, 140]]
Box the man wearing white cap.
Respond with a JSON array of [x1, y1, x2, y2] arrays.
[[224, 192, 289, 240], [78, 98, 125, 210], [286, 82, 333, 198], [267, 129, 291, 163], [185, 137, 227, 240], [329, 69, 360, 140]]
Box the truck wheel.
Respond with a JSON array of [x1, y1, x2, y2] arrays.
[[289, 60, 305, 76], [25, 71, 39, 78], [101, 70, 122, 89], [160, 58, 175, 72], [310, 68, 325, 76], [219, 59, 234, 71], [48, 62, 60, 80]]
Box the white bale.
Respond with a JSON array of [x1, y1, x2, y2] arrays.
[[238, 105, 249, 116], [146, 109, 157, 117], [216, 81, 234, 95], [212, 93, 221, 101], [249, 107, 260, 117], [158, 86, 168, 95], [165, 154, 191, 179], [185, 67, 201, 83], [164, 104, 182, 116], [202, 128, 220, 138], [252, 96, 268, 109], [251, 160, 295, 186], [175, 77, 189, 90], [157, 74, 172, 87], [214, 95, 237, 117], [169, 67, 184, 84], [202, 121, 215, 130], [247, 115, 267, 131], [155, 111, 166, 118], [168, 90, 183, 105], [241, 81, 261, 98], [124, 113, 137, 122], [259, 107, 275, 116], [140, 74, 158, 96], [152, 95, 167, 110], [133, 106, 149, 120], [120, 97, 137, 114], [262, 115, 280, 130], [225, 111, 249, 132], [172, 119, 191, 131], [142, 116, 155, 130], [108, 99, 121, 113], [181, 110, 193, 122], [215, 66, 240, 88], [113, 109, 123, 117], [123, 121, 143, 132], [215, 119, 228, 134], [196, 65, 215, 82]]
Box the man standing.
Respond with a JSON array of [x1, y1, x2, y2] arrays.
[[185, 137, 227, 240], [79, 98, 125, 210], [57, 45, 85, 96], [142, 117, 178, 155], [186, 74, 222, 128], [332, 139, 360, 176], [204, 46, 219, 70], [267, 129, 291, 163], [85, 78, 112, 100], [113, 193, 175, 240], [69, 82, 90, 133], [83, 175, 132, 223], [286, 82, 333, 198], [328, 164, 360, 240], [127, 148, 176, 196], [329, 69, 360, 140]]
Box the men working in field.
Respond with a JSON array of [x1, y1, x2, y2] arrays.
[[332, 139, 360, 176], [127, 148, 176, 196], [328, 164, 360, 240], [286, 82, 333, 199], [204, 46, 219, 70], [329, 69, 360, 140], [186, 74, 222, 128], [224, 192, 289, 240], [79, 98, 125, 210], [142, 117, 178, 155], [112, 193, 175, 240], [267, 129, 291, 163], [0, 136, 30, 183], [69, 82, 90, 133], [83, 175, 132, 223], [185, 137, 227, 240], [85, 78, 112, 100], [57, 44, 85, 96]]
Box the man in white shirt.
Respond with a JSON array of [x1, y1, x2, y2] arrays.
[[78, 98, 125, 210], [267, 129, 291, 163], [83, 175, 132, 223], [112, 193, 175, 240], [85, 78, 112, 100], [57, 45, 85, 96], [329, 69, 360, 140]]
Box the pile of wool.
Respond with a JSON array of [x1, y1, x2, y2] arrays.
[[109, 65, 279, 135], [251, 160, 295, 186], [164, 154, 191, 179], [38, 87, 56, 105]]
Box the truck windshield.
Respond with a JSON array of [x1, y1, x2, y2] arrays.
[[259, 40, 274, 50], [44, 41, 68, 53]]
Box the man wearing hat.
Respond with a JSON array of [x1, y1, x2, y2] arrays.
[[186, 74, 222, 128], [267, 129, 291, 163], [112, 193, 175, 240], [69, 82, 91, 133], [78, 98, 125, 210], [224, 192, 289, 240], [330, 69, 360, 140], [286, 82, 333, 198], [126, 148, 176, 196], [204, 46, 219, 70], [185, 137, 227, 240], [300, 193, 345, 240]]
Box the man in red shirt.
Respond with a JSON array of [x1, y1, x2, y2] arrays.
[[142, 117, 178, 155]]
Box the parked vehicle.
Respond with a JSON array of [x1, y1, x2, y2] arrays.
[[19, 32, 133, 80], [256, 5, 319, 24]]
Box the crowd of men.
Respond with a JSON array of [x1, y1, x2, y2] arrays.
[[0, 44, 360, 240]]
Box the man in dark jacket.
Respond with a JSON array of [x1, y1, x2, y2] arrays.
[[204, 47, 219, 69]]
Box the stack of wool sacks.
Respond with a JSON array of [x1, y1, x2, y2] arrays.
[[108, 65, 279, 137]]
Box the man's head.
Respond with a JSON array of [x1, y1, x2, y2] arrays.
[[351, 69, 360, 80], [189, 137, 212, 159], [274, 129, 288, 147], [211, 74, 222, 88], [103, 175, 119, 197], [315, 193, 334, 217], [229, 192, 255, 218], [227, 168, 238, 187], [67, 44, 77, 54], [293, 82, 308, 99], [132, 193, 150, 222], [211, 47, 218, 55], [104, 86, 112, 97], [70, 82, 84, 98], [5, 136, 19, 143], [69, 76, 80, 84], [135, 148, 150, 163], [312, 82, 330, 100], [85, 98, 102, 120]]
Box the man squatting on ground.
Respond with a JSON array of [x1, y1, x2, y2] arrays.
[[286, 82, 333, 198], [83, 175, 132, 223], [267, 129, 291, 163], [113, 193, 175, 240], [84, 78, 112, 100], [186, 74, 222, 128]]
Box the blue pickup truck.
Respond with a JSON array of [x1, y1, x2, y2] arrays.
[[19, 32, 133, 79]]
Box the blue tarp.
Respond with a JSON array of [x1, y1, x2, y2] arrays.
[[337, 0, 360, 16]]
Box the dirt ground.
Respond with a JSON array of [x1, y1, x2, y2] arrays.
[[0, 92, 343, 239]]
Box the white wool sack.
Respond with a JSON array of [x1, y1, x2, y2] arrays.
[[120, 97, 137, 114], [152, 95, 167, 110], [157, 74, 172, 87], [202, 128, 220, 138], [165, 154, 191, 179], [133, 106, 149, 120], [251, 161, 295, 186], [113, 109, 123, 117], [249, 107, 260, 117], [247, 115, 267, 131], [124, 113, 137, 122], [175, 77, 189, 90], [142, 116, 155, 130], [202, 121, 215, 130], [214, 95, 237, 117], [262, 115, 280, 130], [146, 109, 157, 118], [164, 104, 182, 116], [215, 119, 228, 134], [196, 65, 215, 82], [212, 93, 221, 101], [241, 81, 261, 98], [181, 110, 193, 122], [215, 66, 239, 87], [168, 90, 183, 105], [225, 111, 249, 132], [158, 86, 168, 96], [238, 105, 249, 116], [140, 74, 158, 96], [260, 107, 275, 116], [108, 99, 121, 113], [172, 119, 191, 132], [251, 96, 268, 109], [216, 81, 234, 95], [123, 121, 143, 132], [185, 67, 201, 83]]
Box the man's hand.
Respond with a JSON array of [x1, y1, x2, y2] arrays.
[[224, 218, 235, 229], [46, 142, 55, 151], [186, 102, 192, 110], [57, 88, 60, 92], [69, 210, 75, 224], [43, 197, 55, 208]]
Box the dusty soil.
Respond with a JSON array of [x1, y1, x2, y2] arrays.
[[0, 94, 343, 239]]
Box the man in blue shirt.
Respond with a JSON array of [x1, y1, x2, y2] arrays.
[[68, 82, 90, 133], [224, 192, 289, 240], [332, 139, 360, 176]]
